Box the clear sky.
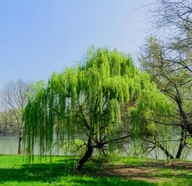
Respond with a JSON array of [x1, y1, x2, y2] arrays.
[[0, 0, 151, 88]]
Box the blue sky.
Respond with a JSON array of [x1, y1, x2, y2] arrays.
[[0, 0, 151, 88]]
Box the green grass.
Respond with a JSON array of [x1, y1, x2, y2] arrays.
[[0, 155, 192, 186], [109, 156, 148, 165], [152, 164, 192, 186], [0, 155, 155, 186]]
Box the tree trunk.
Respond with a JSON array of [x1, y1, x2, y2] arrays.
[[77, 134, 93, 171], [77, 146, 93, 171], [176, 131, 186, 159], [176, 143, 185, 159], [18, 132, 22, 155], [175, 95, 192, 136]]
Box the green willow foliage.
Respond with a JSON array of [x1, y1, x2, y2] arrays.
[[23, 48, 169, 167]]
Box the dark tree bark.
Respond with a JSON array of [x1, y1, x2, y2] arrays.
[[77, 135, 93, 171], [77, 146, 93, 171], [175, 96, 192, 136], [18, 131, 22, 154], [176, 131, 187, 159], [18, 136, 22, 154]]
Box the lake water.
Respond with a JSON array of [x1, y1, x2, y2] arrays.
[[0, 136, 19, 154], [0, 136, 191, 161], [0, 136, 66, 155]]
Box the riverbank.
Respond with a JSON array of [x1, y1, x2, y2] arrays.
[[0, 155, 191, 185]]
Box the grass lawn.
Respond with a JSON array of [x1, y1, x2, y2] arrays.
[[0, 155, 192, 186]]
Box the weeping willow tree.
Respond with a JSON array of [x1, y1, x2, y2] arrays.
[[23, 48, 169, 170]]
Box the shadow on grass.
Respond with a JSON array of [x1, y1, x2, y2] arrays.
[[0, 159, 157, 186], [0, 167, 157, 186], [2, 157, 192, 185]]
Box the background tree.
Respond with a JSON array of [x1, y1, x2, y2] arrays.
[[149, 0, 192, 49], [0, 79, 29, 154], [147, 0, 192, 76], [139, 36, 192, 159], [139, 0, 192, 158], [24, 48, 169, 170]]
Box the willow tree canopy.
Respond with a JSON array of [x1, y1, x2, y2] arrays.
[[23, 48, 169, 170]]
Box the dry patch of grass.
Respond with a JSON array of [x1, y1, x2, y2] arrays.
[[83, 158, 192, 185]]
